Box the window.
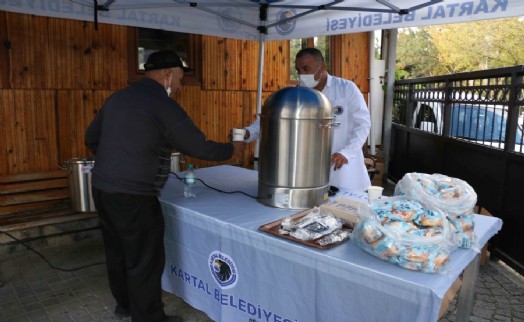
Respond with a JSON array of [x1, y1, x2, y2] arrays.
[[128, 27, 201, 85], [289, 36, 331, 82]]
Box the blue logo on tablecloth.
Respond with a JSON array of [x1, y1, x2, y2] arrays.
[[209, 251, 238, 289]]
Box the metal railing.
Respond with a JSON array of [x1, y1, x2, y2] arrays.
[[393, 65, 524, 154]]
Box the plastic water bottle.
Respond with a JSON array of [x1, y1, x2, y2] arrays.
[[183, 164, 196, 198]]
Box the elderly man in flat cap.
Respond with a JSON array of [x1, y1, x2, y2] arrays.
[[86, 50, 243, 322]]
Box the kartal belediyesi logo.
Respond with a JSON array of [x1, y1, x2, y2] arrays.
[[275, 8, 296, 35], [209, 251, 238, 289], [217, 7, 241, 33]]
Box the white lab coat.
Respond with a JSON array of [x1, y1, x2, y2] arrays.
[[324, 74, 371, 191], [245, 73, 371, 191]]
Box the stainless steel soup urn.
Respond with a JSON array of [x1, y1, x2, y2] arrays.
[[258, 86, 334, 209]]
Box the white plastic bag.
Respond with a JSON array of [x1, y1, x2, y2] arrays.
[[395, 173, 478, 250], [352, 196, 456, 273]]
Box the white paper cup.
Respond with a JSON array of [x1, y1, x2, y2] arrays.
[[367, 186, 384, 202], [232, 128, 246, 141]]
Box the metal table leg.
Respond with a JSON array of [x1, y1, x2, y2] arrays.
[[455, 253, 480, 322]]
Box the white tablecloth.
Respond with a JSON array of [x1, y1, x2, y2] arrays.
[[159, 165, 502, 322]]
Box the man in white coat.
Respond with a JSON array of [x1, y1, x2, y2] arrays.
[[242, 47, 371, 192]]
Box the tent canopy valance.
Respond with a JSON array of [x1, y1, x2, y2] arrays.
[[2, 1, 523, 41]]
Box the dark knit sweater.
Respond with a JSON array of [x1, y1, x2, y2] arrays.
[[85, 77, 233, 195]]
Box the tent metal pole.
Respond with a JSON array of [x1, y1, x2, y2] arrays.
[[254, 33, 265, 170], [382, 28, 398, 184], [368, 31, 376, 156]]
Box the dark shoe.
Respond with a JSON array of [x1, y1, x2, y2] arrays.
[[163, 315, 183, 322], [114, 305, 130, 319]]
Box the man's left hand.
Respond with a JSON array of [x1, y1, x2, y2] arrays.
[[331, 152, 348, 171]]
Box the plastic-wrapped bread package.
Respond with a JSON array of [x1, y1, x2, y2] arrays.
[[352, 196, 456, 273], [394, 173, 478, 250]]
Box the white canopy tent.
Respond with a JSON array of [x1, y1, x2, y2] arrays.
[[2, 0, 521, 41], [2, 0, 524, 174]]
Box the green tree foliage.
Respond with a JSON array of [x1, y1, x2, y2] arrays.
[[396, 17, 524, 79], [396, 27, 440, 79]]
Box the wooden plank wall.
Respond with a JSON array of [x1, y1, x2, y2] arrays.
[[0, 10, 369, 219], [0, 12, 9, 88], [0, 12, 128, 176], [335, 33, 370, 94], [0, 12, 129, 217], [0, 90, 58, 174]]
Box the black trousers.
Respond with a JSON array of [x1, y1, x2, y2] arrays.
[[92, 187, 166, 322]]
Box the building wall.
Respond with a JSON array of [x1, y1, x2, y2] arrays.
[[0, 11, 369, 217]]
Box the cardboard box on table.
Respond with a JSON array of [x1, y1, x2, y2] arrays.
[[439, 277, 462, 319], [319, 197, 365, 225], [474, 205, 494, 266]]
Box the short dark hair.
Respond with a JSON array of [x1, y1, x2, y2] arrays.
[[296, 48, 324, 63]]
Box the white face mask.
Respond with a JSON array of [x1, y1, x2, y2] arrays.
[[165, 74, 173, 96], [299, 65, 321, 88]]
